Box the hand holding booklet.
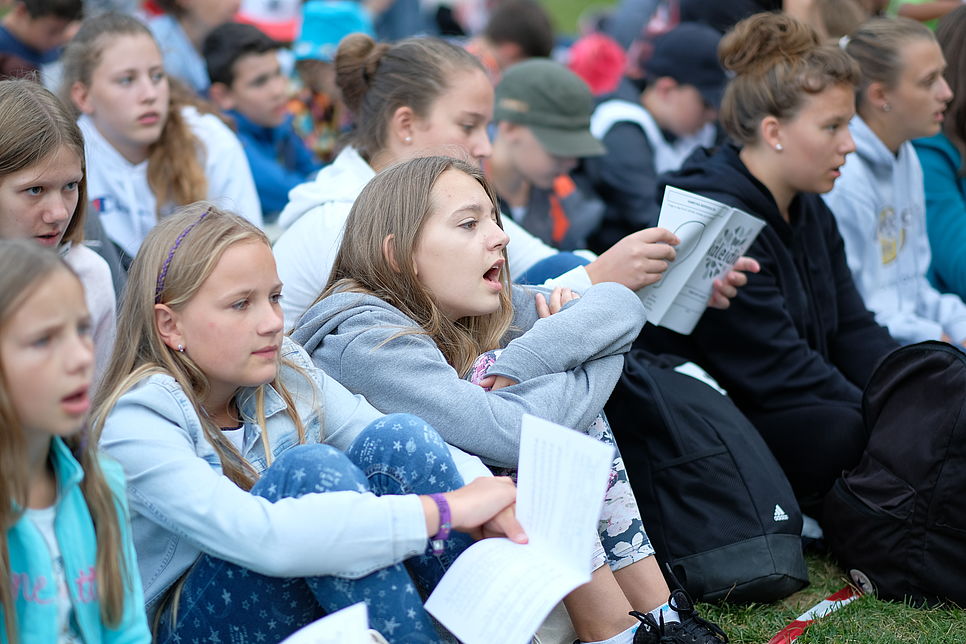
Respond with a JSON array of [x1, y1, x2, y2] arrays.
[[639, 186, 766, 334], [425, 414, 614, 644]]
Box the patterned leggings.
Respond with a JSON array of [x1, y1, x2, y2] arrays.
[[468, 350, 655, 572], [155, 413, 471, 644]]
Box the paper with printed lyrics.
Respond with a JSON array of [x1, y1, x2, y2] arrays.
[[280, 602, 374, 644], [425, 414, 614, 644], [639, 186, 766, 335]]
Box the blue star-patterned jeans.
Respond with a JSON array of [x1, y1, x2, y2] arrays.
[[155, 413, 473, 644]]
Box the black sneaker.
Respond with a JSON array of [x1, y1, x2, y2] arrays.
[[630, 589, 728, 644]]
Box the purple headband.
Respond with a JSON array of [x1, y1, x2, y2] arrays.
[[154, 207, 212, 303]]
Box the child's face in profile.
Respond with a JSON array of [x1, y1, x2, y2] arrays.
[[412, 169, 508, 321], [0, 146, 82, 248], [501, 123, 577, 190], [160, 240, 284, 404], [219, 51, 289, 128], [1, 268, 93, 440], [663, 83, 718, 137]]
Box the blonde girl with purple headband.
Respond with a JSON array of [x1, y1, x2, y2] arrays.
[[92, 203, 526, 643]]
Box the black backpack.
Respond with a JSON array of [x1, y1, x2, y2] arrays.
[[823, 341, 966, 605], [606, 349, 808, 603]]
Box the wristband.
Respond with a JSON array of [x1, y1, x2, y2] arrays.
[[428, 493, 451, 555]]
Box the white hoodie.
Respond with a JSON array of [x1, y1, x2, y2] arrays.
[[273, 146, 595, 329], [80, 107, 262, 258], [823, 116, 966, 344]]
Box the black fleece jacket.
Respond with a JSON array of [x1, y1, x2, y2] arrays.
[[640, 143, 899, 423]]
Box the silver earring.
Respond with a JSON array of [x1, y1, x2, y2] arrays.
[[177, 344, 185, 353], [404, 136, 412, 143], [882, 103, 892, 112], [775, 143, 783, 152]]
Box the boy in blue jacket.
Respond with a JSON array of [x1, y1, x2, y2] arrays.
[[0, 0, 80, 80], [204, 22, 321, 222]]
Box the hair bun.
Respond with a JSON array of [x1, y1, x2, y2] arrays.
[[719, 12, 820, 76], [336, 33, 390, 115]]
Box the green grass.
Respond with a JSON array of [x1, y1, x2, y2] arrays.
[[544, 0, 615, 36], [695, 554, 966, 643]]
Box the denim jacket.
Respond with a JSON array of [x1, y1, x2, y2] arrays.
[[99, 338, 486, 618], [3, 438, 150, 643]]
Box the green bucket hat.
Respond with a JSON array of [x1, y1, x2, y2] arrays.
[[494, 58, 606, 159]]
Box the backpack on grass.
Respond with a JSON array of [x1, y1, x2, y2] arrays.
[[606, 349, 808, 603], [823, 341, 966, 605]]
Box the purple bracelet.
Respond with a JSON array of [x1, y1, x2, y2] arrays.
[[429, 493, 451, 555]]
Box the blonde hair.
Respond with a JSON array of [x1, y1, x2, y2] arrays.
[[845, 17, 936, 112], [719, 12, 860, 145], [322, 156, 514, 376], [92, 204, 311, 491], [60, 13, 208, 214], [0, 79, 87, 247], [0, 240, 128, 643]]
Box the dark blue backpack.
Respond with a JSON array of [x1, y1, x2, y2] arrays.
[[606, 349, 808, 602]]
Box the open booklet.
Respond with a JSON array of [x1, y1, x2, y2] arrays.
[[638, 186, 766, 335], [424, 414, 614, 644]]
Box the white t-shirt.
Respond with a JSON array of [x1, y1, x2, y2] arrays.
[[25, 505, 83, 644]]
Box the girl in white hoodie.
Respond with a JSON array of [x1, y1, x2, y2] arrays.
[[824, 17, 966, 347], [273, 34, 756, 330], [60, 13, 261, 266]]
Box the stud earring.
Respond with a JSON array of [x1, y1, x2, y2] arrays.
[[882, 103, 892, 112], [404, 136, 412, 143], [775, 143, 783, 152], [177, 344, 185, 353]]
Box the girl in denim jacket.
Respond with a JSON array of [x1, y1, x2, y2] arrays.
[[91, 205, 525, 643], [0, 240, 149, 643]]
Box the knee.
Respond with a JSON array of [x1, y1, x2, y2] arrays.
[[348, 413, 450, 467], [252, 444, 368, 500]]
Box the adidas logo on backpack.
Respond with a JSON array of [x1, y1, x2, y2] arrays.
[[774, 505, 789, 522]]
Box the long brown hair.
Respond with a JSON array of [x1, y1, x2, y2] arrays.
[[0, 240, 129, 643], [60, 12, 208, 214], [91, 204, 311, 490], [718, 12, 859, 145], [937, 6, 966, 173], [322, 156, 514, 376], [335, 34, 486, 164], [0, 79, 87, 246]]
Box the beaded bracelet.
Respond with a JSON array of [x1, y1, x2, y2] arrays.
[[429, 493, 451, 555]]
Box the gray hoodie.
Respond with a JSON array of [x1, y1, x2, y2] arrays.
[[292, 282, 646, 468]]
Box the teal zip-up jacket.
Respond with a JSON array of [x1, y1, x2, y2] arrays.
[[913, 132, 966, 301], [3, 437, 149, 643]]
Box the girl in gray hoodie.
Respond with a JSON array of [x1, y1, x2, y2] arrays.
[[293, 156, 729, 644]]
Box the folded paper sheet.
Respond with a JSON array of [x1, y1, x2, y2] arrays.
[[639, 186, 766, 334], [425, 414, 614, 644]]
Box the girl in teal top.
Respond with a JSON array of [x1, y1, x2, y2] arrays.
[[0, 240, 149, 643]]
